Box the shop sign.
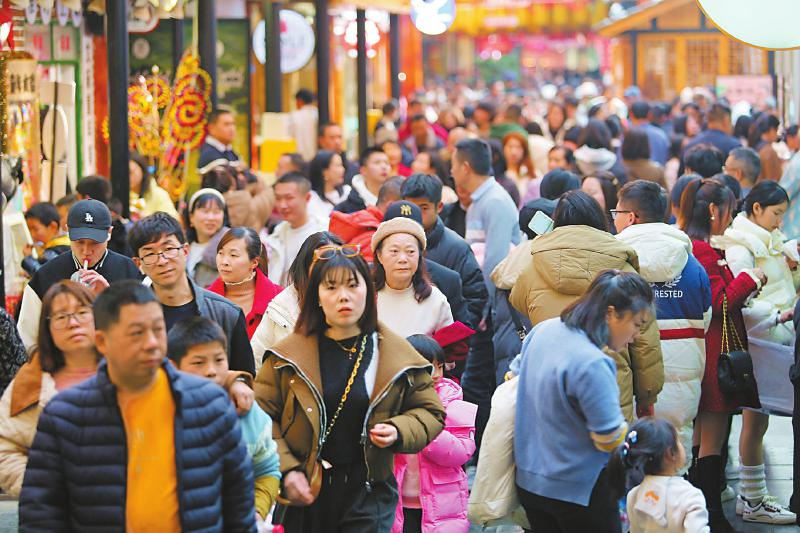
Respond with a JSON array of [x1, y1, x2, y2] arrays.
[[410, 0, 456, 36], [716, 75, 774, 108], [7, 59, 38, 103], [253, 10, 316, 74], [697, 0, 800, 50]]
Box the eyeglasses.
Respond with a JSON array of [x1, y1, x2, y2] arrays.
[[139, 246, 183, 266], [310, 244, 361, 270], [49, 307, 94, 330], [609, 209, 636, 221]]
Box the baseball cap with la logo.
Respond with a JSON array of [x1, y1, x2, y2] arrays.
[[67, 199, 112, 243]]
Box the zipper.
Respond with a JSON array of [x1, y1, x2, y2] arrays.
[[360, 361, 431, 486], [270, 349, 328, 454]]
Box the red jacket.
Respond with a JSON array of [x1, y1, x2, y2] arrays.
[[328, 206, 384, 263], [208, 269, 283, 340], [692, 240, 760, 412]]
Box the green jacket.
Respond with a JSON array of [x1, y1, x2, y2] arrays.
[[255, 323, 445, 484]]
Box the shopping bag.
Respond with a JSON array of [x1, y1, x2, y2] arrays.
[[748, 336, 794, 415], [467, 376, 530, 529]]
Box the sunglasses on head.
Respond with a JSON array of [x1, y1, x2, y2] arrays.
[[310, 244, 361, 271]]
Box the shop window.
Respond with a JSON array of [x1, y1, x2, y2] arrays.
[[641, 38, 676, 100], [686, 38, 718, 88], [729, 40, 765, 75]]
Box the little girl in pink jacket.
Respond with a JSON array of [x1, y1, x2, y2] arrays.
[[393, 334, 478, 533]]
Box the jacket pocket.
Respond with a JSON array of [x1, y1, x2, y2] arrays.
[[427, 466, 468, 519]]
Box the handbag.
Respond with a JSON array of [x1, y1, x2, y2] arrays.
[[278, 335, 368, 506], [717, 294, 757, 395]]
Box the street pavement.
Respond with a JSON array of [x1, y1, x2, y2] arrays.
[[0, 416, 794, 531]]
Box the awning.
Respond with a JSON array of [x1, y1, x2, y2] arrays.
[[593, 0, 693, 37]]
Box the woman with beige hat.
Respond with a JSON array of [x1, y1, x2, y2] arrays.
[[371, 207, 454, 338]]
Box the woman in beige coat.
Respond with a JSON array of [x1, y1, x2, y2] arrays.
[[509, 191, 664, 421], [0, 282, 98, 497]]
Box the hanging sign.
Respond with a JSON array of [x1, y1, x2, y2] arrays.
[[253, 10, 316, 74], [410, 0, 456, 36], [697, 0, 800, 50], [7, 59, 38, 103]]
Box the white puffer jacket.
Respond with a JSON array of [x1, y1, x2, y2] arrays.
[[250, 284, 301, 371], [617, 223, 711, 472], [714, 213, 800, 345]]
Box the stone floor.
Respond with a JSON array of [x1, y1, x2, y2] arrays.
[[468, 415, 798, 532], [0, 416, 795, 531]]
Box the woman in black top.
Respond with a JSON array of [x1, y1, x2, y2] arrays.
[[256, 246, 445, 533]]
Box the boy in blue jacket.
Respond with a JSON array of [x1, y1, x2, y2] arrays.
[[168, 316, 281, 522]]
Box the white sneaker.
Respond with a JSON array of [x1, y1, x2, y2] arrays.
[[735, 494, 745, 515], [742, 495, 797, 525], [721, 485, 736, 503]]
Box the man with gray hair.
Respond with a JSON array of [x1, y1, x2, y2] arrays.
[[725, 147, 761, 198]]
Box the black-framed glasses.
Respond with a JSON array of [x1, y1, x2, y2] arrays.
[[609, 209, 636, 221], [139, 246, 184, 266], [48, 307, 94, 330]]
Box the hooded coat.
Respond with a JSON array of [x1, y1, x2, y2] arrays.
[[509, 225, 664, 420], [714, 213, 800, 345], [616, 223, 711, 470]]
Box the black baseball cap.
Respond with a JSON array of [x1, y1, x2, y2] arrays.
[[67, 199, 112, 243], [383, 201, 423, 225]]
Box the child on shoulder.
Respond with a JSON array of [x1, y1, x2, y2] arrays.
[[168, 317, 281, 526], [393, 334, 478, 533], [608, 417, 710, 533]]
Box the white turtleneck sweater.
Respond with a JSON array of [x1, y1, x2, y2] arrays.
[[377, 284, 454, 338]]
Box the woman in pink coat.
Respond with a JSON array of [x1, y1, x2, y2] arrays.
[[393, 335, 478, 533]]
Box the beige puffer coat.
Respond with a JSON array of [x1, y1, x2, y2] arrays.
[[509, 225, 664, 420], [0, 354, 57, 497]]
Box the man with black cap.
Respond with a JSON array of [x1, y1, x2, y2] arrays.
[[17, 199, 142, 347]]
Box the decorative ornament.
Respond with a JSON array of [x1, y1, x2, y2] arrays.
[[56, 0, 70, 27], [24, 1, 37, 26], [159, 51, 212, 200]]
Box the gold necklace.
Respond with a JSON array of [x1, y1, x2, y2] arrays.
[[334, 336, 359, 359]]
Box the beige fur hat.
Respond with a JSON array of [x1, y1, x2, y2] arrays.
[[370, 217, 427, 253]]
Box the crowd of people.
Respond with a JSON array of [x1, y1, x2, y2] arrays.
[[1, 79, 800, 532]]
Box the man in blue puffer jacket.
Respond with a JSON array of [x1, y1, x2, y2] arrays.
[[19, 280, 256, 532]]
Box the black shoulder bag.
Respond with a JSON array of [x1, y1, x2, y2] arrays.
[[717, 294, 757, 395]]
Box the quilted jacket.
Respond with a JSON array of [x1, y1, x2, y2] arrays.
[[18, 360, 256, 532]]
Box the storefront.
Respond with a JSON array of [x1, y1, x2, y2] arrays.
[[423, 0, 609, 82], [594, 0, 771, 101]]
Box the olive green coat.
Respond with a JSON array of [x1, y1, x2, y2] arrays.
[[255, 323, 445, 484]]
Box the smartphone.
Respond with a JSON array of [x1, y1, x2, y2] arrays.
[[528, 210, 554, 236]]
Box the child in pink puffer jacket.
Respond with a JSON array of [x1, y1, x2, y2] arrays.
[[393, 334, 478, 533]]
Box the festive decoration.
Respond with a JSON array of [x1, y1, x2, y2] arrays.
[[159, 51, 212, 200]]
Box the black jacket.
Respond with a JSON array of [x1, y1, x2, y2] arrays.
[[424, 258, 470, 328], [19, 360, 256, 532], [426, 218, 487, 327], [440, 202, 466, 238], [18, 249, 143, 347], [184, 277, 256, 376], [333, 187, 367, 214]]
